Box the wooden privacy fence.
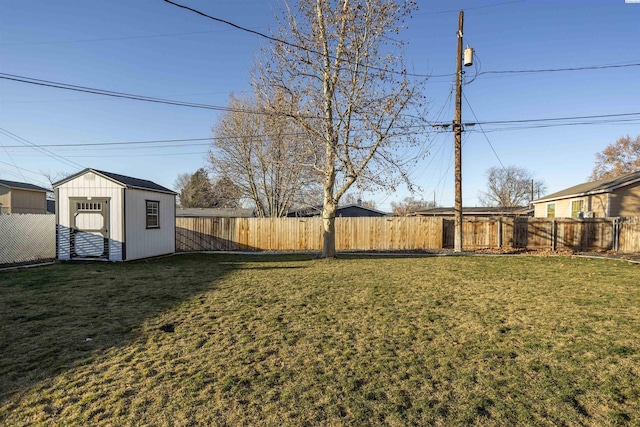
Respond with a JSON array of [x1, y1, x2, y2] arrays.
[[619, 217, 640, 253], [176, 217, 443, 252], [176, 216, 640, 253]]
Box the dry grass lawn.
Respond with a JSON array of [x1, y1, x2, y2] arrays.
[[1, 254, 639, 426]]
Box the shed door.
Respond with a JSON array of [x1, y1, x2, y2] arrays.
[[69, 198, 110, 259]]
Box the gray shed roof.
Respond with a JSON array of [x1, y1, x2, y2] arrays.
[[534, 170, 640, 203], [54, 168, 177, 195], [0, 179, 50, 192]]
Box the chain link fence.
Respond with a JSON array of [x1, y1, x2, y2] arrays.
[[0, 214, 56, 266]]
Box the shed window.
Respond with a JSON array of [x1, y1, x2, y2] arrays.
[[76, 202, 102, 211], [571, 200, 584, 218], [146, 200, 159, 228], [546, 203, 555, 218]]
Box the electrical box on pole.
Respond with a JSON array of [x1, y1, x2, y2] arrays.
[[464, 45, 474, 67]]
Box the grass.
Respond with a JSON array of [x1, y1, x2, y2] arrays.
[[1, 254, 639, 426]]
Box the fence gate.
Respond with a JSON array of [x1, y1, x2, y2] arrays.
[[69, 197, 110, 259], [442, 219, 454, 249]]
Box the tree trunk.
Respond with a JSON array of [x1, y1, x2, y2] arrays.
[[321, 203, 337, 258]]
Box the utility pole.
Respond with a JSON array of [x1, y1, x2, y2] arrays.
[[531, 179, 535, 203], [454, 10, 464, 252]]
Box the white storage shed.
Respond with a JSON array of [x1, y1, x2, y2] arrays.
[[54, 168, 176, 261]]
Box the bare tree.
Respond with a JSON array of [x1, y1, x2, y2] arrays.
[[590, 135, 640, 181], [211, 176, 241, 208], [41, 170, 72, 200], [210, 94, 320, 217], [479, 166, 546, 207], [391, 196, 435, 216], [254, 0, 427, 257], [341, 193, 376, 208], [173, 172, 191, 206], [41, 170, 71, 187], [174, 172, 191, 193]]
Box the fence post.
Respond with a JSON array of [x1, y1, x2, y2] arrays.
[[613, 217, 620, 252], [497, 217, 503, 248], [552, 219, 557, 251]]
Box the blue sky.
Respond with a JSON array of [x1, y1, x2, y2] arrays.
[[1, 0, 639, 210]]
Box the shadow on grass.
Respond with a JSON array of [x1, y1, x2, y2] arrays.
[[0, 253, 311, 403]]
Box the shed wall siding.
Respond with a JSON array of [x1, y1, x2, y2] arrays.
[[56, 173, 124, 260], [125, 190, 175, 260], [610, 185, 640, 217]]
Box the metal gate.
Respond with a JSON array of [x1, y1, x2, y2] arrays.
[[69, 197, 110, 259]]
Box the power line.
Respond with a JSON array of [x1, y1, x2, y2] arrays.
[[14, 152, 210, 158], [0, 144, 28, 181], [0, 73, 267, 115], [462, 112, 640, 126], [3, 64, 639, 120], [0, 161, 52, 188], [407, 81, 455, 164], [0, 29, 242, 46], [3, 111, 637, 152], [0, 160, 44, 176], [417, 0, 525, 15], [164, 1, 640, 81], [430, 111, 640, 132], [478, 62, 640, 76], [0, 136, 211, 148], [0, 168, 31, 182], [2, 90, 249, 105], [0, 132, 318, 149], [462, 93, 505, 170], [0, 128, 85, 170], [0, 73, 378, 121], [162, 0, 436, 79], [472, 118, 640, 133]]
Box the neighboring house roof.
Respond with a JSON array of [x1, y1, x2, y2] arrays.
[[287, 206, 322, 217], [287, 204, 389, 217], [53, 168, 177, 195], [336, 204, 389, 216], [534, 170, 640, 204], [0, 179, 50, 193], [413, 206, 530, 216], [176, 208, 255, 217]]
